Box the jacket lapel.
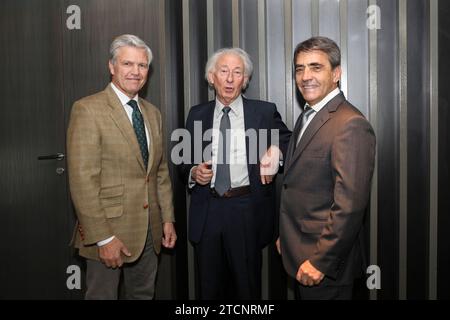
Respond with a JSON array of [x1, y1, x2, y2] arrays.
[[285, 93, 345, 175], [139, 99, 155, 175], [200, 101, 215, 162], [243, 98, 262, 177], [106, 85, 147, 172]]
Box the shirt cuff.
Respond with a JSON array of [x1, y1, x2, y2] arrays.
[[97, 236, 115, 247], [188, 166, 197, 189]]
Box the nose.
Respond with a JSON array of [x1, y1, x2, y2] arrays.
[[131, 64, 140, 75], [302, 67, 312, 81], [226, 71, 234, 83]]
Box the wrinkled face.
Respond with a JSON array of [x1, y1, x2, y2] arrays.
[[208, 53, 248, 105], [109, 46, 149, 98], [295, 50, 341, 106]]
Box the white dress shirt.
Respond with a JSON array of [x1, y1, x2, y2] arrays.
[[211, 95, 250, 188], [297, 87, 340, 144], [189, 95, 250, 189], [110, 82, 150, 143]]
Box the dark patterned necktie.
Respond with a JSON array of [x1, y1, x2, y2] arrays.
[[296, 105, 315, 146], [127, 100, 149, 168], [214, 106, 231, 196]]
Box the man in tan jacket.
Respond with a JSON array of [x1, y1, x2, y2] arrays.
[[67, 34, 176, 299]]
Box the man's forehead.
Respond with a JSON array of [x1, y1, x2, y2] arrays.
[[117, 46, 147, 56], [296, 50, 329, 64], [216, 54, 244, 67]]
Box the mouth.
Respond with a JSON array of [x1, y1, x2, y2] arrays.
[[301, 84, 318, 91]]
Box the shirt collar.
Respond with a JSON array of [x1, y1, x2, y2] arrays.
[[214, 95, 243, 119], [110, 82, 139, 107], [307, 87, 340, 113]]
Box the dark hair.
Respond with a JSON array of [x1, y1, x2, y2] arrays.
[[293, 36, 341, 69]]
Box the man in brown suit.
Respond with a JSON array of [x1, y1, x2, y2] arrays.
[[278, 36, 376, 299], [67, 34, 176, 299]]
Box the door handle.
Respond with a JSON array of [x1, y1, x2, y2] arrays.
[[37, 153, 65, 161]]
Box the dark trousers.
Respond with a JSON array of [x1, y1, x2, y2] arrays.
[[85, 223, 158, 300], [195, 194, 262, 300], [296, 276, 354, 300]]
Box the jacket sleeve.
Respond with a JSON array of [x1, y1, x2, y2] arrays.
[[67, 102, 113, 245], [177, 109, 196, 186], [155, 110, 176, 223], [270, 103, 292, 171]]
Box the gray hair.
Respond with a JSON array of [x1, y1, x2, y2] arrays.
[[109, 34, 153, 66], [205, 48, 253, 89], [293, 36, 341, 69]]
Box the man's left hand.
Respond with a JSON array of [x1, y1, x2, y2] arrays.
[[296, 260, 325, 286], [162, 222, 177, 248], [260, 145, 281, 184]]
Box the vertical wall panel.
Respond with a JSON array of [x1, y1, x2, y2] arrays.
[[347, 0, 369, 117], [292, 0, 312, 123], [438, 0, 450, 300], [398, 0, 408, 300], [319, 0, 340, 43], [406, 0, 429, 300], [213, 0, 233, 49], [266, 0, 288, 124], [429, 0, 438, 301], [377, 0, 400, 300], [240, 0, 260, 99], [160, 0, 186, 300]]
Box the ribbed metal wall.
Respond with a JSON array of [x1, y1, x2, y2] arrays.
[[181, 0, 441, 299]]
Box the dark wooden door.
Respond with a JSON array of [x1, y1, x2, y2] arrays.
[[0, 0, 181, 299], [0, 0, 81, 299]]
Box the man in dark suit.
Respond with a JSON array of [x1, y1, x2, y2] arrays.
[[278, 36, 376, 299], [179, 48, 291, 299]]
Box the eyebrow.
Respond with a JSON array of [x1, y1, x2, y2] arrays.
[[295, 62, 323, 68], [218, 64, 243, 69]]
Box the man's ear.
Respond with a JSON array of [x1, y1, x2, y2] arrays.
[[108, 60, 115, 76], [243, 76, 249, 89], [207, 72, 214, 86], [333, 66, 342, 84]]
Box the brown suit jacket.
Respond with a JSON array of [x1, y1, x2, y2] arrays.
[[67, 84, 174, 262], [279, 93, 375, 284]]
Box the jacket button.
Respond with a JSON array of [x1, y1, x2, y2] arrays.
[[146, 177, 149, 183], [143, 204, 149, 209], [283, 184, 287, 189]]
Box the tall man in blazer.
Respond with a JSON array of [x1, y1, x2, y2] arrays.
[[179, 48, 291, 299], [67, 34, 176, 299], [278, 37, 376, 299]]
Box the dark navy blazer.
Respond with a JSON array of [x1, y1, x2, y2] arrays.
[[179, 98, 291, 248]]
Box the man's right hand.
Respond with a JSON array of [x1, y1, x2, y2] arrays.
[[191, 162, 213, 185], [98, 237, 131, 268]]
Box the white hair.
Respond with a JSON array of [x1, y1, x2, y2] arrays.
[[109, 34, 153, 66], [205, 47, 253, 89]]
